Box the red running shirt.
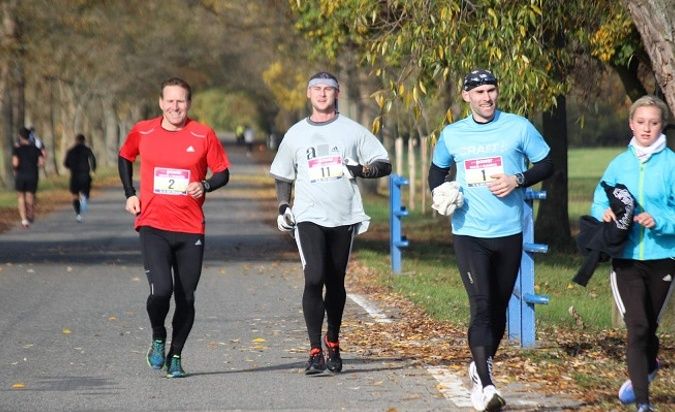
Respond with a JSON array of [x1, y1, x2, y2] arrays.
[[119, 116, 230, 234]]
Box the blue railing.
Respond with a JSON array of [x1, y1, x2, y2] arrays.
[[507, 188, 550, 348], [389, 174, 409, 274]]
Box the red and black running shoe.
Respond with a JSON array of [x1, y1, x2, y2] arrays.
[[304, 348, 326, 375], [324, 336, 342, 373]]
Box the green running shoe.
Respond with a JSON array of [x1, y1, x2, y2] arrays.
[[166, 355, 186, 378], [146, 340, 165, 369]]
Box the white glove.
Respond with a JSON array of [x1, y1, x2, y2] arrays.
[[432, 181, 464, 216], [277, 204, 296, 232]]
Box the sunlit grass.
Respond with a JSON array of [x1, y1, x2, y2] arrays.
[[355, 146, 675, 333]]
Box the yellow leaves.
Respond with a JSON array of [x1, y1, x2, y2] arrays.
[[372, 116, 382, 135], [445, 108, 454, 124], [11, 383, 26, 389], [487, 8, 498, 28], [62, 328, 72, 335]]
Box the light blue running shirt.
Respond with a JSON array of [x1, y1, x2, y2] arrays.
[[270, 114, 389, 234], [432, 110, 550, 238]]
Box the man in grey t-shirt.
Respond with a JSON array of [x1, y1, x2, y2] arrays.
[[270, 71, 391, 375]]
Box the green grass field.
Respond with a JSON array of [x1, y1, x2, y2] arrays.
[[356, 146, 675, 333]]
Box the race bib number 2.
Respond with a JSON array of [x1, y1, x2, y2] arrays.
[[464, 156, 504, 187], [153, 167, 190, 195]]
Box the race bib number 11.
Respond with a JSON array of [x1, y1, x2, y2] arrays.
[[307, 155, 344, 182], [153, 167, 190, 195], [464, 156, 504, 187]]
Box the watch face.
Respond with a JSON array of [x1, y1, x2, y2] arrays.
[[517, 174, 524, 185]]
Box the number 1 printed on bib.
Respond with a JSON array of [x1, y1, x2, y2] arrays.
[[464, 156, 504, 187]]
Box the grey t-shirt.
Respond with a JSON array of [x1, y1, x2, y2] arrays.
[[270, 115, 389, 234]]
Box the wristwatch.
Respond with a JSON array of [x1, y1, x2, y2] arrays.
[[515, 172, 525, 187], [201, 180, 211, 192]]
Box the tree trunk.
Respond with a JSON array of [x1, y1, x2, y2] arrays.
[[623, 0, 675, 113], [102, 96, 119, 166], [0, 1, 18, 188], [611, 58, 648, 102], [535, 95, 572, 250]]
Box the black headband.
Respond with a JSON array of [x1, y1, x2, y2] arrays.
[[463, 69, 498, 91]]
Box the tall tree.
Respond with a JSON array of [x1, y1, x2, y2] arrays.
[[622, 0, 675, 113], [289, 0, 618, 247]]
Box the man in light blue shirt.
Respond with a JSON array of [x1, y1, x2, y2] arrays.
[[428, 69, 553, 412]]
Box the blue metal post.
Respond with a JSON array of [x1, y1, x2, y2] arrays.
[[508, 189, 549, 347], [389, 174, 409, 274]]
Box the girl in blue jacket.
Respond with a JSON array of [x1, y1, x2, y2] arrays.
[[591, 95, 674, 412]]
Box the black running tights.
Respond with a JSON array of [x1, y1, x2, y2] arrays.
[[453, 233, 523, 387], [139, 226, 204, 357], [296, 222, 354, 349]]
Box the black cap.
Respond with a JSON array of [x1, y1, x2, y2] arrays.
[[463, 69, 498, 91]]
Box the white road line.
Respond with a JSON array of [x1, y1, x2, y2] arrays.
[[347, 293, 393, 323], [426, 365, 474, 408], [348, 292, 471, 409]]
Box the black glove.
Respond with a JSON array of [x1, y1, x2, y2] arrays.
[[346, 164, 364, 178]]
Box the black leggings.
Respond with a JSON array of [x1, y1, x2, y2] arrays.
[[139, 226, 205, 356], [295, 222, 354, 349], [611, 258, 674, 404], [453, 233, 522, 386]]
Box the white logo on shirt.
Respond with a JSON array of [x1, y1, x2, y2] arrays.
[[186, 146, 195, 153], [663, 274, 672, 282], [195, 239, 202, 246]]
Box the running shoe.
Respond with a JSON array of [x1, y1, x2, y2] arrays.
[[636, 403, 654, 412], [146, 339, 165, 369], [482, 385, 506, 411], [165, 355, 186, 378], [304, 348, 326, 375], [76, 214, 83, 223], [20, 219, 30, 228], [324, 336, 342, 373], [618, 359, 660, 404], [468, 361, 484, 411]]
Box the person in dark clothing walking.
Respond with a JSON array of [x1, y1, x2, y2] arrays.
[[12, 127, 45, 228], [64, 133, 97, 222]]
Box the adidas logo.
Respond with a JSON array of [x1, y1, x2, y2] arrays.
[[663, 274, 672, 282], [186, 145, 195, 153], [195, 239, 202, 246]]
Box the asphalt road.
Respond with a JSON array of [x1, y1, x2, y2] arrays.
[[0, 143, 458, 412], [0, 140, 587, 412]]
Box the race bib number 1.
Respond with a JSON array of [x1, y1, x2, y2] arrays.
[[464, 156, 504, 187], [153, 167, 190, 195]]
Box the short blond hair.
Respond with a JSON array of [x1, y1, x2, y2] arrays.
[[629, 95, 669, 123]]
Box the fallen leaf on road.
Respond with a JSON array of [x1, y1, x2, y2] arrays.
[[11, 383, 25, 389], [62, 328, 72, 335]]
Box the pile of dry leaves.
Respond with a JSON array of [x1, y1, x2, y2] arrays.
[[343, 260, 674, 411]]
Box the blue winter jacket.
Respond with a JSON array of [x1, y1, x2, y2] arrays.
[[591, 145, 675, 260]]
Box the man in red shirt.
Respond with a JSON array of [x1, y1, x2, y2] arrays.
[[118, 77, 230, 378]]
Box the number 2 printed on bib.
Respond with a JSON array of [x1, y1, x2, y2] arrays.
[[464, 156, 504, 187], [153, 167, 190, 195]]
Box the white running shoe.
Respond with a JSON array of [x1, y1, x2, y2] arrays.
[[76, 214, 83, 223], [482, 385, 505, 411], [469, 361, 484, 411]]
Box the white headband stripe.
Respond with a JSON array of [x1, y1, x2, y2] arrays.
[[307, 78, 339, 89]]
